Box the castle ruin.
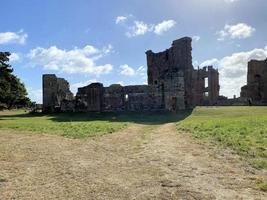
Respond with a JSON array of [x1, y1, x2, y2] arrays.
[[42, 75, 74, 113], [241, 59, 267, 102], [43, 37, 220, 113]]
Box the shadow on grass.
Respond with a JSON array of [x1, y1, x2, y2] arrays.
[[0, 110, 193, 125]]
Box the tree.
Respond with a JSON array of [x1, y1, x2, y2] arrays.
[[0, 52, 31, 109]]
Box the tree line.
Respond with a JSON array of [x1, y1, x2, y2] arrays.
[[0, 52, 31, 109]]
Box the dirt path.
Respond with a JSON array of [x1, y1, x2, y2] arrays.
[[0, 123, 266, 199]]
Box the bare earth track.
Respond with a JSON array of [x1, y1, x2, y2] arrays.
[[0, 123, 266, 199]]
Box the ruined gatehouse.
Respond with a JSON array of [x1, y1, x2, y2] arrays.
[[43, 37, 220, 113]]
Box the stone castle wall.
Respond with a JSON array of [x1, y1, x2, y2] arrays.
[[192, 66, 220, 106], [146, 37, 193, 110], [42, 74, 74, 113], [241, 59, 267, 102], [42, 37, 220, 113]]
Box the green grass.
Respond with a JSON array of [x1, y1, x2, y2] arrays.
[[0, 178, 7, 183], [0, 110, 128, 138], [258, 181, 267, 192], [177, 106, 267, 170], [2, 107, 266, 170], [0, 110, 190, 139]]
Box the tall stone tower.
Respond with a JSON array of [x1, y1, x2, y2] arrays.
[[146, 37, 193, 110]]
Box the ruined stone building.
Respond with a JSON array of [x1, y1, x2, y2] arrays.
[[241, 58, 267, 102], [43, 37, 220, 113], [43, 74, 74, 112], [192, 66, 219, 106]]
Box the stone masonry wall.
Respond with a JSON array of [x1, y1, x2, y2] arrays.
[[43, 74, 74, 113], [146, 37, 193, 110], [103, 84, 161, 112], [192, 66, 219, 105], [241, 59, 267, 101], [42, 37, 220, 113], [76, 83, 104, 112]]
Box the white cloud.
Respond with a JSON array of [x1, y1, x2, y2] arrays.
[[193, 60, 199, 67], [117, 16, 176, 37], [136, 66, 146, 79], [119, 64, 147, 78], [70, 79, 98, 94], [126, 21, 153, 37], [200, 45, 267, 97], [115, 16, 127, 24], [116, 81, 124, 86], [192, 35, 201, 42], [27, 44, 113, 75], [28, 89, 42, 103], [224, 0, 239, 3], [200, 58, 219, 67], [120, 64, 135, 76], [217, 23, 255, 41], [0, 30, 28, 45], [9, 53, 20, 63], [154, 20, 176, 35], [102, 44, 113, 54]]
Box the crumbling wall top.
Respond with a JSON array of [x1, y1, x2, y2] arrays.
[[172, 37, 192, 46], [249, 58, 267, 64], [146, 37, 192, 56]]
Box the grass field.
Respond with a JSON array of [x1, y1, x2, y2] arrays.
[[0, 110, 128, 138], [177, 106, 267, 170], [0, 107, 266, 192], [0, 107, 266, 170], [0, 110, 188, 138]]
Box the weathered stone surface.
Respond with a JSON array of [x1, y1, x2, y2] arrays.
[[241, 59, 267, 102], [61, 100, 75, 112], [43, 74, 74, 113], [103, 84, 125, 111], [76, 83, 104, 112], [192, 66, 220, 106], [146, 37, 219, 109], [146, 37, 192, 110], [123, 85, 153, 111]]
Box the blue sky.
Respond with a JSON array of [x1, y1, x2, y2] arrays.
[[1, 0, 267, 103]]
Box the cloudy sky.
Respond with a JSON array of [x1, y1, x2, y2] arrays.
[[1, 0, 267, 103]]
